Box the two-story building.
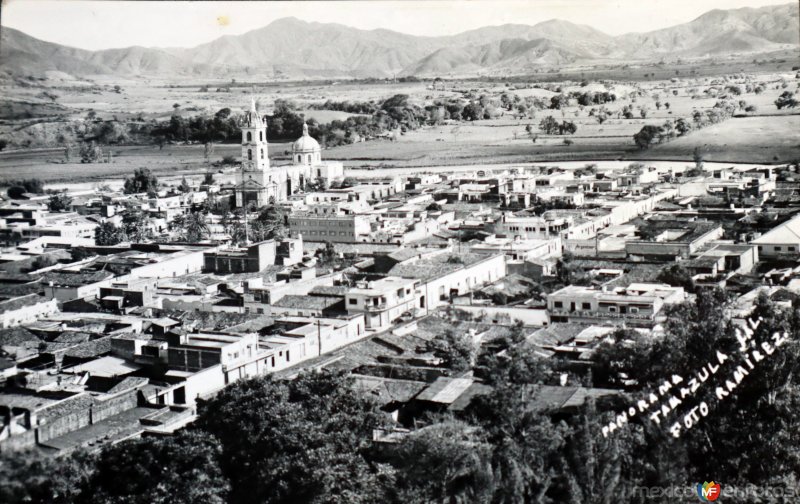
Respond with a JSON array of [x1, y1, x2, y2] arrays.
[[345, 277, 419, 330], [547, 283, 686, 327]]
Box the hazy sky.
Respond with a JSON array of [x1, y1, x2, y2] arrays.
[[2, 0, 791, 50]]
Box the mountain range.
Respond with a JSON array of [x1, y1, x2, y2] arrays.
[[1, 3, 797, 79]]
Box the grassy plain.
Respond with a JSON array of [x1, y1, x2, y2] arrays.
[[0, 60, 798, 189]]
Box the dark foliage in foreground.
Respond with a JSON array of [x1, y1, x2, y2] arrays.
[[2, 292, 799, 503]]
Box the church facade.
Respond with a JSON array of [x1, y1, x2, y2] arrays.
[[234, 100, 344, 208]]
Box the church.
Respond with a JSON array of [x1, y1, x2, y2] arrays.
[[234, 99, 344, 208]]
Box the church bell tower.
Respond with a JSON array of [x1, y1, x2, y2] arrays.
[[235, 98, 271, 208], [242, 98, 269, 172]]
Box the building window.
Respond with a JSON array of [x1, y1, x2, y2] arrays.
[[609, 306, 617, 313], [789, 247, 796, 252], [246, 132, 252, 142], [260, 149, 264, 159], [582, 302, 591, 310], [349, 299, 357, 305], [259, 131, 263, 142], [247, 149, 252, 160], [775, 246, 782, 251], [554, 301, 563, 308]]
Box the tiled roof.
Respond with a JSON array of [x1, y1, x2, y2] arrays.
[[388, 252, 490, 282], [63, 337, 112, 359], [107, 376, 149, 395], [415, 377, 474, 403], [530, 385, 621, 412], [0, 326, 42, 347], [0, 294, 50, 315], [309, 285, 350, 297], [273, 295, 343, 310], [40, 270, 113, 287]]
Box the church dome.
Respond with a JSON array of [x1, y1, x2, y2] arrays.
[[292, 122, 320, 153]]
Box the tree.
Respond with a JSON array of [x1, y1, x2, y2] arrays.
[[675, 118, 691, 136], [393, 420, 494, 504], [692, 147, 704, 170], [610, 289, 734, 388], [657, 263, 695, 292], [250, 205, 285, 242], [123, 210, 154, 243], [465, 383, 568, 502], [633, 125, 663, 149], [558, 121, 577, 135], [426, 201, 442, 211], [683, 293, 800, 485], [94, 221, 126, 246], [476, 340, 553, 386], [551, 399, 644, 502], [340, 176, 359, 188], [7, 178, 45, 199], [181, 211, 210, 242], [318, 240, 337, 265], [426, 329, 477, 372], [193, 372, 390, 504], [0, 449, 96, 504], [0, 139, 7, 151], [204, 142, 215, 163], [79, 141, 104, 163], [87, 431, 229, 504], [774, 91, 799, 109], [203, 171, 215, 185], [462, 102, 482, 121], [549, 94, 568, 109], [47, 192, 72, 212], [539, 116, 559, 135], [64, 143, 75, 162], [305, 177, 328, 192], [123, 168, 159, 195], [7, 186, 26, 199], [178, 176, 192, 193]]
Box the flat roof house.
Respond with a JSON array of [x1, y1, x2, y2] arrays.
[[346, 276, 419, 331], [547, 282, 686, 327]]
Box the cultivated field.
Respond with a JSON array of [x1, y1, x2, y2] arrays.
[[1, 63, 798, 188]]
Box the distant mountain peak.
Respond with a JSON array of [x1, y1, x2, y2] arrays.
[[1, 3, 796, 79]]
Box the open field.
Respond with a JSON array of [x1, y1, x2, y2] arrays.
[[0, 64, 798, 185], [2, 109, 797, 189], [648, 115, 800, 163], [0, 142, 289, 186]]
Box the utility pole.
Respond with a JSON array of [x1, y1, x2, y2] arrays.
[[244, 202, 250, 245], [317, 319, 322, 357]]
